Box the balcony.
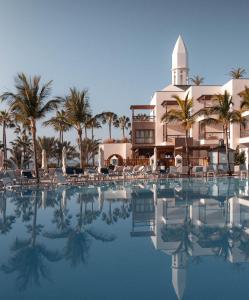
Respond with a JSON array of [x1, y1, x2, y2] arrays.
[[132, 115, 155, 122], [163, 134, 186, 143], [240, 130, 249, 138], [199, 132, 224, 140]]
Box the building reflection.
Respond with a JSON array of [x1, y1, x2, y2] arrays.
[[131, 178, 249, 300]]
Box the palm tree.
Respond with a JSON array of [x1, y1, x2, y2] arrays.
[[98, 111, 118, 140], [229, 67, 246, 79], [117, 115, 131, 139], [63, 88, 91, 168], [81, 138, 100, 166], [54, 140, 78, 167], [37, 136, 57, 165], [2, 73, 60, 181], [240, 86, 249, 110], [0, 110, 15, 169], [203, 90, 244, 175], [43, 110, 70, 143], [85, 115, 101, 141], [161, 93, 196, 175], [190, 75, 204, 86]]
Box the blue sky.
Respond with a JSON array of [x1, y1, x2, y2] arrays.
[[0, 0, 249, 142]]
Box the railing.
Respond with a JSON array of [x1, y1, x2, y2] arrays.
[[163, 135, 185, 142], [199, 132, 223, 140], [240, 130, 249, 138], [132, 115, 155, 122], [104, 158, 150, 166], [134, 137, 155, 144]]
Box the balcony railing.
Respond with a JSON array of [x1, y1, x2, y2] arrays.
[[199, 132, 223, 140], [134, 137, 155, 144], [163, 134, 185, 142], [240, 129, 249, 138], [132, 115, 155, 122]]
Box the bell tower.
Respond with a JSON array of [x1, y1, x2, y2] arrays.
[[172, 35, 189, 85]]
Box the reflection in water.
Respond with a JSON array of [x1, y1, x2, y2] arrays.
[[44, 189, 116, 267], [0, 178, 249, 298], [1, 191, 61, 291], [0, 192, 16, 234], [147, 178, 249, 299]]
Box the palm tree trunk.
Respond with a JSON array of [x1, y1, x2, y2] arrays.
[[3, 121, 7, 170], [85, 127, 88, 139], [91, 126, 94, 141], [225, 125, 231, 175], [32, 197, 38, 247], [78, 129, 84, 169], [61, 131, 64, 144], [122, 127, 125, 139], [185, 129, 190, 176], [109, 122, 112, 140], [31, 119, 39, 182]]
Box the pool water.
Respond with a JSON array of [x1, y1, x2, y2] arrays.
[[1, 177, 249, 300]]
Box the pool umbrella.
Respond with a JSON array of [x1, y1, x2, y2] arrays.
[[41, 149, 48, 173], [98, 147, 104, 172], [62, 146, 67, 174], [153, 147, 157, 171]]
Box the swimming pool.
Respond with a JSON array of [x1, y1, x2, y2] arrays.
[[1, 177, 249, 300]]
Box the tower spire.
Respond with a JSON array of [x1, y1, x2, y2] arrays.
[[172, 35, 189, 85]]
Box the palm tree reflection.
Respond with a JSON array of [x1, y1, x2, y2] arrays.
[[1, 191, 61, 291], [0, 191, 16, 234], [45, 191, 115, 267]]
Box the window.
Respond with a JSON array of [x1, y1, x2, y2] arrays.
[[135, 130, 154, 144], [180, 71, 183, 84]]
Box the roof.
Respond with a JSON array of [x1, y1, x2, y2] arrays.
[[160, 84, 190, 92], [130, 105, 155, 110]]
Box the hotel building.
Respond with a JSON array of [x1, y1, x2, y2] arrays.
[[101, 36, 249, 168]]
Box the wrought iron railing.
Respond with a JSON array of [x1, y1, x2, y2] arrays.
[[199, 132, 223, 140], [132, 115, 155, 122], [240, 129, 249, 138]]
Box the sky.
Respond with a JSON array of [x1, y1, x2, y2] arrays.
[[0, 0, 249, 144]]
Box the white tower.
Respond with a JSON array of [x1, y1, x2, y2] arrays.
[[172, 35, 189, 85], [172, 251, 188, 300]]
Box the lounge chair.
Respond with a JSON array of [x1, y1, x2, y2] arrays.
[[206, 165, 215, 177], [167, 166, 179, 178], [192, 166, 205, 177]]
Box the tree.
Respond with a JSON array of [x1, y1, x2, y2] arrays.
[[240, 86, 249, 110], [190, 75, 204, 86], [203, 90, 245, 175], [2, 73, 60, 181], [98, 112, 118, 140], [54, 140, 78, 167], [63, 88, 91, 168], [85, 115, 101, 141], [9, 130, 32, 169], [229, 67, 246, 79], [116, 115, 131, 139], [0, 110, 15, 169], [234, 145, 246, 166], [161, 93, 196, 175], [37, 136, 57, 165], [81, 138, 100, 166], [43, 110, 70, 143]]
